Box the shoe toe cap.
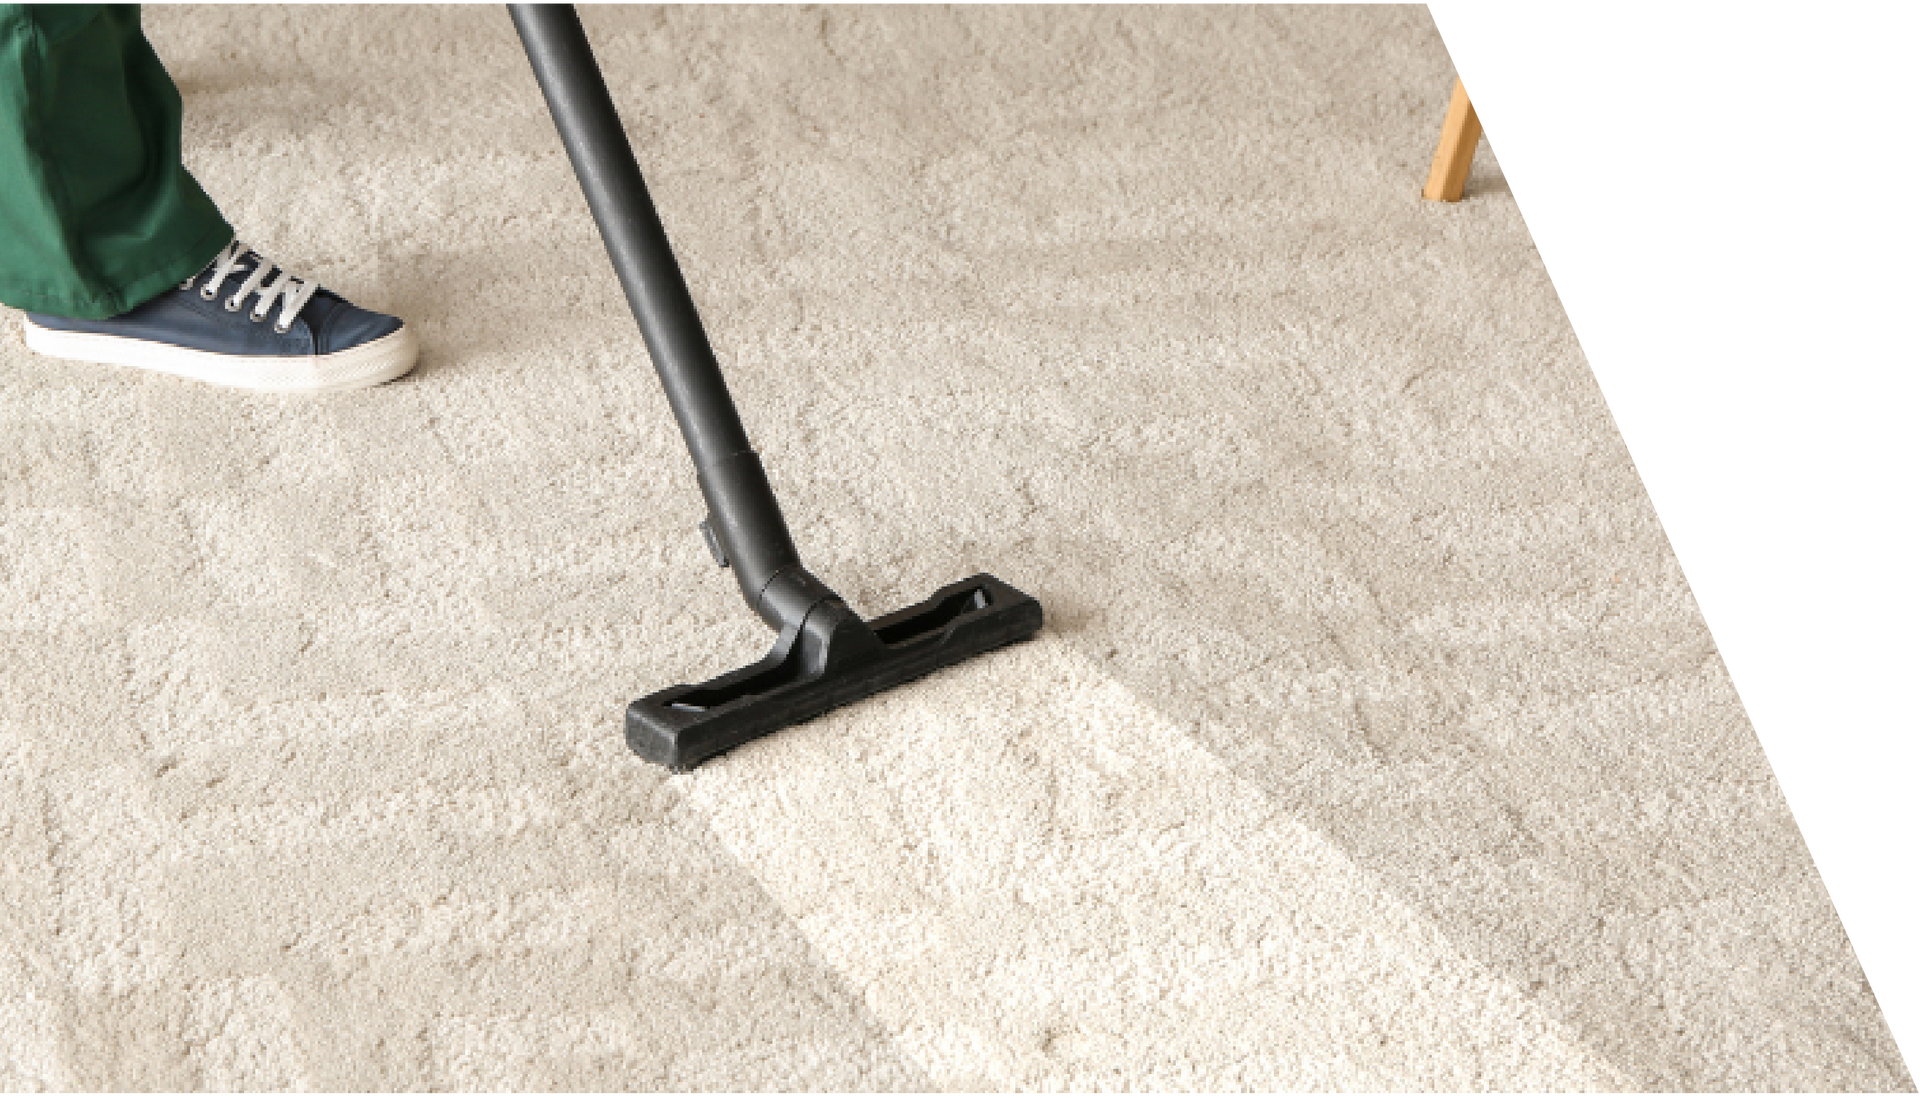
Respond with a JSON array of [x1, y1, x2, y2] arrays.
[[311, 296, 405, 354]]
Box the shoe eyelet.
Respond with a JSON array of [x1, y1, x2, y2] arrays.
[[273, 321, 292, 334], [198, 286, 217, 300], [224, 297, 244, 312], [249, 310, 268, 324]]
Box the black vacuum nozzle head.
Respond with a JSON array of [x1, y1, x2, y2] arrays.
[[514, 5, 1042, 770], [628, 573, 1043, 771]]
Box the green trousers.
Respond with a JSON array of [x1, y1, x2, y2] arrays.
[[0, 4, 230, 318]]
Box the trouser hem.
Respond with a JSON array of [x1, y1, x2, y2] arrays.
[[0, 217, 234, 319]]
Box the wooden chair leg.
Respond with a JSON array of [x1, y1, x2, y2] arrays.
[[1421, 77, 1482, 202]]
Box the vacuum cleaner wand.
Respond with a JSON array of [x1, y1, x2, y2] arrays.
[[510, 5, 1043, 771]]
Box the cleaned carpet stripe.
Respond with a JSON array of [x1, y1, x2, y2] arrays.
[[680, 637, 1632, 1090]]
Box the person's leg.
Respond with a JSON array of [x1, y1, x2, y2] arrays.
[[2, 3, 416, 392], [0, 4, 230, 318]]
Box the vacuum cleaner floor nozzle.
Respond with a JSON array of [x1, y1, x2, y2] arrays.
[[628, 574, 1043, 771], [512, 5, 1044, 771]]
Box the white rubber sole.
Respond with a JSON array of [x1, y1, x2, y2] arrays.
[[21, 319, 419, 394]]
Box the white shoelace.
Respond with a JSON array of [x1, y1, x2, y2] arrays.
[[180, 240, 321, 334]]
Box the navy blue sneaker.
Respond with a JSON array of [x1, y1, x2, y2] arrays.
[[22, 240, 417, 393]]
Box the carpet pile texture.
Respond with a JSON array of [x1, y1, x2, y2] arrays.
[[0, 6, 1910, 1090]]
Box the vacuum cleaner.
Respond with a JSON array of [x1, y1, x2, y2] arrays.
[[509, 5, 1044, 771]]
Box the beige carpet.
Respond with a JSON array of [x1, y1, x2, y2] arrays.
[[0, 5, 1911, 1090]]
